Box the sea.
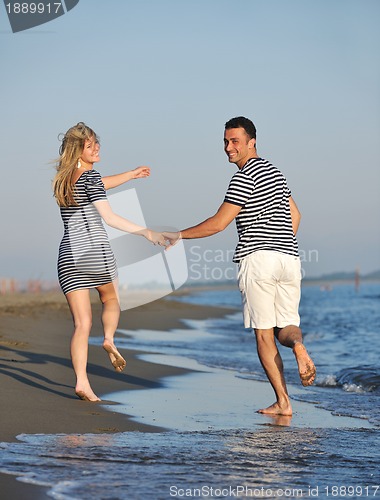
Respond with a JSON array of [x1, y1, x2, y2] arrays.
[[0, 282, 379, 499]]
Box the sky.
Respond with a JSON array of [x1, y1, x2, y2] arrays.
[[1, 0, 379, 286]]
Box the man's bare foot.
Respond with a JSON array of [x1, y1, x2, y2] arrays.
[[103, 340, 126, 372], [257, 401, 293, 416], [293, 342, 316, 386]]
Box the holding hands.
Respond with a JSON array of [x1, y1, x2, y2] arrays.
[[104, 165, 180, 250], [144, 229, 167, 247], [131, 166, 181, 249], [162, 231, 182, 249], [142, 230, 182, 249]]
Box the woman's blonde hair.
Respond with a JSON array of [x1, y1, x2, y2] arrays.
[[53, 122, 99, 207]]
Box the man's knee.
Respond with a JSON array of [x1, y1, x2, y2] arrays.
[[254, 328, 275, 344], [276, 325, 301, 336]]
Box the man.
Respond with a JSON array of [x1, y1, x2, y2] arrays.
[[163, 116, 316, 416]]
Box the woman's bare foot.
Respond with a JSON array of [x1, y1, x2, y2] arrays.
[[75, 383, 101, 402], [103, 339, 126, 372], [258, 401, 293, 416], [293, 342, 316, 386]]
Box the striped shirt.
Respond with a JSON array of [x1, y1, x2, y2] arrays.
[[57, 169, 117, 295], [224, 157, 299, 262]]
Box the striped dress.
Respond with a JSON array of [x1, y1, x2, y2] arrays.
[[57, 169, 117, 295], [224, 157, 299, 262]]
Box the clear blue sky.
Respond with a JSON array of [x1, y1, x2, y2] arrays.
[[1, 0, 379, 283]]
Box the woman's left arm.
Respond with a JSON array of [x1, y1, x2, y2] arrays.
[[102, 166, 150, 190]]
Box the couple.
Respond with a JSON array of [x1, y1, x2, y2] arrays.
[[53, 118, 315, 415]]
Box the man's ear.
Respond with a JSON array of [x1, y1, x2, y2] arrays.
[[248, 138, 256, 150]]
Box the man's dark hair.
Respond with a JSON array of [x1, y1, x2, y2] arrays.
[[225, 116, 256, 140]]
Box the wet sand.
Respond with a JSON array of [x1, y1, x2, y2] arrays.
[[0, 289, 373, 498], [0, 290, 236, 499]]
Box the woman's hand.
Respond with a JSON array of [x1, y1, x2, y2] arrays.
[[132, 166, 150, 179], [144, 229, 167, 247], [162, 231, 182, 249]]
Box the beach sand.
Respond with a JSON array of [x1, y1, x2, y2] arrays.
[[0, 290, 373, 499], [0, 290, 236, 499]]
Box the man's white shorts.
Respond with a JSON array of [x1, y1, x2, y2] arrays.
[[238, 250, 302, 329]]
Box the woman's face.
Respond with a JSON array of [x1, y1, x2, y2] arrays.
[[80, 137, 100, 166]]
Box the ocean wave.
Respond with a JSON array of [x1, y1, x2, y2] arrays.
[[317, 375, 338, 387], [318, 366, 380, 393]]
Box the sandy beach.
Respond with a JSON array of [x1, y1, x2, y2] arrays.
[[1, 288, 378, 499], [0, 290, 236, 499]]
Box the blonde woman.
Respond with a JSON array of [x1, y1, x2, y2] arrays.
[[53, 122, 165, 402]]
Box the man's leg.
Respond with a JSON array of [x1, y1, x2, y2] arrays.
[[275, 254, 316, 387], [275, 325, 316, 386], [239, 252, 295, 414], [254, 328, 292, 415]]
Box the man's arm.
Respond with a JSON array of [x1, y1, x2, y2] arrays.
[[289, 196, 301, 235], [163, 202, 241, 247], [102, 166, 150, 190], [181, 202, 241, 238]]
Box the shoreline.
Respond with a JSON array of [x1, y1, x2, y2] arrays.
[[0, 290, 237, 499], [0, 289, 375, 498], [0, 290, 238, 440]]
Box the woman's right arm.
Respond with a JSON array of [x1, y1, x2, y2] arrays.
[[93, 199, 166, 245]]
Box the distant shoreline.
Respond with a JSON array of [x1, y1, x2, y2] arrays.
[[0, 275, 379, 299]]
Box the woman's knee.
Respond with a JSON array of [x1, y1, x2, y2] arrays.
[[97, 283, 118, 304], [66, 289, 92, 329], [73, 315, 92, 332]]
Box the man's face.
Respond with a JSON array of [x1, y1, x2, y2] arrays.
[[224, 127, 256, 168]]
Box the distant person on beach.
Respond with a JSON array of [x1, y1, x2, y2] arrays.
[[163, 116, 316, 416], [53, 122, 166, 402]]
